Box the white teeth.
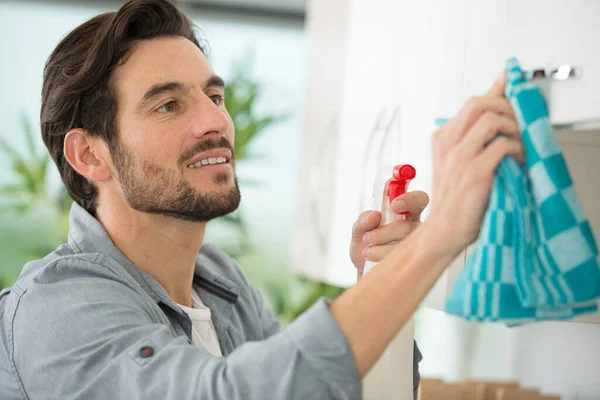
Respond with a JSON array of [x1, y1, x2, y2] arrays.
[[187, 156, 229, 168]]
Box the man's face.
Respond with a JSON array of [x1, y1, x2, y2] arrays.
[[110, 36, 240, 222]]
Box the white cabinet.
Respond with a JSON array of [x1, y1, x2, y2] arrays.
[[289, 0, 352, 286], [291, 0, 471, 288], [293, 0, 600, 312]]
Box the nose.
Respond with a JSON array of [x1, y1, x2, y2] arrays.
[[189, 94, 231, 140]]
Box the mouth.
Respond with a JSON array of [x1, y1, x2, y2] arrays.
[[186, 149, 233, 169]]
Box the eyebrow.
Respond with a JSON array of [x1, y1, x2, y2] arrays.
[[136, 75, 225, 111], [137, 81, 184, 110], [204, 75, 225, 89]]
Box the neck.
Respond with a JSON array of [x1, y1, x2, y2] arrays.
[[96, 200, 206, 307]]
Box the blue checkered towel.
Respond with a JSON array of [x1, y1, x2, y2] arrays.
[[444, 58, 600, 324]]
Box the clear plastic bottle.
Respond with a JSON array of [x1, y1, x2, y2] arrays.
[[362, 164, 417, 400], [363, 164, 416, 275]]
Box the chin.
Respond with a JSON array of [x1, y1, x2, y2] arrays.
[[212, 172, 233, 185]]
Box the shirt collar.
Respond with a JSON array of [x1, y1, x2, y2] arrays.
[[67, 202, 238, 308]]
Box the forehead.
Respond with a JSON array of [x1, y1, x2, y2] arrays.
[[115, 36, 214, 103]]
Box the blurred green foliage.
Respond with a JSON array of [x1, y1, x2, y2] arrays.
[[0, 60, 344, 323]]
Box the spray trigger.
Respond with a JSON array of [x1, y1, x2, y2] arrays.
[[387, 164, 416, 215]]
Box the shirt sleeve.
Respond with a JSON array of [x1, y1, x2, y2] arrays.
[[11, 259, 361, 400], [244, 265, 422, 399]]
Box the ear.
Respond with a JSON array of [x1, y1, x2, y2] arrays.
[[63, 129, 112, 183]]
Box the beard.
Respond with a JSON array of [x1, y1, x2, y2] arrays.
[[111, 136, 241, 222]]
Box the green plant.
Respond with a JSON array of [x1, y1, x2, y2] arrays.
[[0, 113, 71, 221], [268, 277, 345, 327], [0, 113, 72, 255]]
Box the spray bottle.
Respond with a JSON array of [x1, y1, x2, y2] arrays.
[[363, 164, 416, 275], [362, 164, 417, 400]]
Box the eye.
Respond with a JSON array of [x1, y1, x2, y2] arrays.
[[156, 101, 179, 113], [210, 94, 224, 106]]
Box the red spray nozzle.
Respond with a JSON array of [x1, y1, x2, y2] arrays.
[[388, 164, 416, 214], [393, 164, 416, 181]]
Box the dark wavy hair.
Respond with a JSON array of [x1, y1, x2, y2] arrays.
[[41, 0, 204, 216]]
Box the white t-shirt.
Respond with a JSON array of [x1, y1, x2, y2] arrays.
[[176, 290, 223, 356]]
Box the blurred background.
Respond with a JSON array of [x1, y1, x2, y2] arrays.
[[1, 1, 599, 400]]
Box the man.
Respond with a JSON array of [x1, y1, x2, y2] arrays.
[[0, 0, 523, 399]]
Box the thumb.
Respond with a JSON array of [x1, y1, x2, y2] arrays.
[[486, 71, 507, 97]]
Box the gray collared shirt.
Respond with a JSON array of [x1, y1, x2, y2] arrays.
[[0, 203, 420, 399]]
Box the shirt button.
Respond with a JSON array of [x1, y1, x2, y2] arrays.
[[139, 346, 154, 358]]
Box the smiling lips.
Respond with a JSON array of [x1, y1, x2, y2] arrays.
[[186, 149, 232, 169], [188, 156, 228, 168]]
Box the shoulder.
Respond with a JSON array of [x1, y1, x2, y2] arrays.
[[5, 252, 158, 339], [15, 250, 146, 299], [4, 252, 161, 359]]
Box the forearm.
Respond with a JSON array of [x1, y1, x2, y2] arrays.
[[330, 220, 457, 377]]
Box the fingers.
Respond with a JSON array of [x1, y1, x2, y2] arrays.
[[425, 72, 521, 253], [390, 191, 430, 221], [350, 211, 382, 274], [362, 243, 397, 262], [351, 210, 382, 242], [437, 96, 515, 148], [457, 112, 520, 159], [486, 71, 507, 97], [362, 219, 419, 247], [474, 135, 525, 173]]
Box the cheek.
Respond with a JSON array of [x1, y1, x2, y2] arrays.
[[145, 145, 180, 170], [120, 121, 181, 164], [123, 133, 180, 169], [117, 118, 146, 151]]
